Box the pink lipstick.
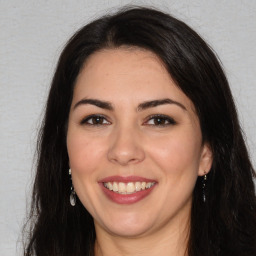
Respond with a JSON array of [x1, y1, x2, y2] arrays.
[[98, 176, 157, 204]]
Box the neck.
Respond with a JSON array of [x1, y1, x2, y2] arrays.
[[94, 215, 190, 256]]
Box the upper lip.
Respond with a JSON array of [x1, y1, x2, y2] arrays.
[[98, 175, 156, 183]]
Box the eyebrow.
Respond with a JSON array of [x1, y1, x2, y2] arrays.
[[73, 98, 186, 111], [137, 98, 187, 111], [73, 99, 113, 111]]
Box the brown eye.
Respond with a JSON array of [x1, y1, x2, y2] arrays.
[[153, 117, 168, 125], [91, 116, 104, 125], [81, 115, 110, 125], [145, 115, 176, 126]]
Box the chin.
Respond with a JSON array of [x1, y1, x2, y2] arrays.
[[107, 224, 152, 238], [95, 212, 155, 238]]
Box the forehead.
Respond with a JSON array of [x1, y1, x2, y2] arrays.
[[73, 48, 194, 111], [83, 47, 165, 73], [78, 48, 167, 87]]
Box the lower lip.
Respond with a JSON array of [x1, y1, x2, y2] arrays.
[[100, 183, 156, 204]]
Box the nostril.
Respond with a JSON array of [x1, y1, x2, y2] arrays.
[[107, 129, 145, 165], [109, 156, 142, 166], [107, 144, 145, 165]]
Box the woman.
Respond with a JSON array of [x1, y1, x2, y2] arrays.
[[24, 7, 256, 256]]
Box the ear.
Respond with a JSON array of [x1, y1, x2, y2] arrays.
[[198, 143, 213, 176]]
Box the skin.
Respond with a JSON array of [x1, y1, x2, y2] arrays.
[[67, 48, 212, 256]]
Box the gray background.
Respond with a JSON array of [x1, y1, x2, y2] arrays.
[[1, 1, 255, 255]]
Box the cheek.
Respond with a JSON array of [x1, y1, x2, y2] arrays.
[[66, 131, 105, 213], [67, 130, 105, 176], [148, 131, 202, 177], [147, 132, 202, 210]]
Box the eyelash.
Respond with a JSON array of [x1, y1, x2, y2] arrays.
[[144, 114, 176, 126], [80, 114, 111, 126], [80, 114, 176, 127]]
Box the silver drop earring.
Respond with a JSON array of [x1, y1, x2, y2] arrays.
[[69, 168, 76, 206], [202, 173, 207, 203]]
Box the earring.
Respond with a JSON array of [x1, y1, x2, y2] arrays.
[[69, 168, 76, 206], [202, 173, 207, 203]]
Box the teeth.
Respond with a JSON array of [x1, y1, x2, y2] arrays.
[[146, 182, 152, 189], [113, 182, 118, 192], [108, 182, 113, 190], [127, 182, 135, 193], [135, 182, 141, 191], [104, 181, 155, 194], [118, 182, 126, 193]]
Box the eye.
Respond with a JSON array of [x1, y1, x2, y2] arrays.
[[80, 115, 111, 126], [144, 114, 176, 126]]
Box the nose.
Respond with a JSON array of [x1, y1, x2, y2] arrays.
[[107, 125, 145, 166]]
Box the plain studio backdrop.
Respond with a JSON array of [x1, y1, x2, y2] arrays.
[[0, 1, 255, 255]]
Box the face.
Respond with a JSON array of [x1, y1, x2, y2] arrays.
[[67, 48, 212, 238]]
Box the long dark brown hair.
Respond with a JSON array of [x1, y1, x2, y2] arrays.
[[23, 6, 256, 256]]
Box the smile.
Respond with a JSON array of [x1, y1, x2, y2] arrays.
[[99, 176, 157, 204], [103, 181, 156, 194]]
